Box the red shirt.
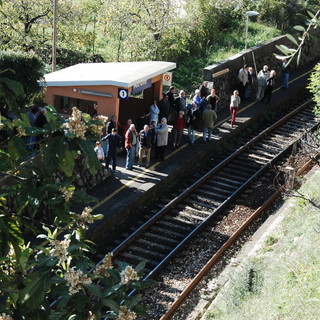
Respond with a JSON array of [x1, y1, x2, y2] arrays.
[[173, 116, 186, 130]]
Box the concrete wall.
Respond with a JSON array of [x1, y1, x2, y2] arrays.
[[203, 31, 320, 107]]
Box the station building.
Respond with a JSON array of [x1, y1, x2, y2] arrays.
[[41, 61, 176, 124]]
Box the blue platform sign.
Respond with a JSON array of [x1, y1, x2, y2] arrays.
[[118, 88, 129, 100], [132, 79, 152, 95]]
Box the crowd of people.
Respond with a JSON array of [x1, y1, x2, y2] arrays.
[[1, 58, 291, 175], [94, 59, 290, 172], [232, 58, 289, 127], [95, 84, 221, 172]]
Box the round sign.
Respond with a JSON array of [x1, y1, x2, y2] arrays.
[[119, 89, 128, 99], [163, 74, 171, 82]]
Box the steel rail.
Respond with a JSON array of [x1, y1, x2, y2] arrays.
[[159, 153, 320, 320], [141, 100, 317, 280], [111, 99, 314, 261], [103, 100, 318, 320]]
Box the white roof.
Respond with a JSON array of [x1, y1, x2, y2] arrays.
[[42, 61, 176, 87]]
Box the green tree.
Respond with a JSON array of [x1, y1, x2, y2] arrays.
[[308, 63, 320, 116], [0, 82, 152, 318], [0, 51, 44, 107], [0, 0, 51, 51], [274, 9, 320, 65]]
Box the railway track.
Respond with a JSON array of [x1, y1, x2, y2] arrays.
[[111, 100, 318, 274], [100, 98, 318, 319], [162, 155, 319, 320]]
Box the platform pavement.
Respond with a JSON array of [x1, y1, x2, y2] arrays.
[[86, 61, 317, 241]]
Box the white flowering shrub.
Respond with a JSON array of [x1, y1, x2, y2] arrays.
[[0, 104, 152, 319]]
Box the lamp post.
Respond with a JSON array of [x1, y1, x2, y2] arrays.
[[245, 11, 259, 49], [52, 0, 58, 72]]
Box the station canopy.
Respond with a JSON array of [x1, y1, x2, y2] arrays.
[[42, 61, 176, 87]]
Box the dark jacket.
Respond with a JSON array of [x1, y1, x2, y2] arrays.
[[186, 108, 200, 127], [207, 95, 219, 109], [106, 120, 116, 134], [139, 129, 154, 148], [266, 76, 275, 88], [199, 84, 210, 99], [158, 98, 171, 120], [165, 90, 175, 109], [101, 133, 122, 154], [174, 97, 187, 113], [35, 113, 48, 128], [136, 116, 149, 132]]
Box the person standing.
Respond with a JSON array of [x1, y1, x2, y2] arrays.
[[230, 90, 241, 127], [35, 107, 48, 128], [149, 120, 157, 159], [193, 89, 204, 109], [94, 142, 105, 163], [136, 110, 150, 133], [150, 101, 160, 126], [90, 103, 98, 118], [174, 90, 187, 115], [28, 106, 39, 126], [165, 86, 176, 124], [186, 103, 199, 145], [281, 59, 290, 90], [202, 104, 217, 142], [158, 94, 171, 121], [256, 65, 270, 100], [155, 117, 168, 161], [103, 115, 117, 156], [106, 115, 117, 134], [261, 70, 277, 103], [245, 67, 255, 100], [238, 64, 249, 99], [125, 124, 138, 170], [199, 81, 210, 99], [206, 88, 220, 112], [138, 125, 153, 168], [166, 86, 175, 110], [101, 128, 122, 171], [173, 111, 186, 148], [27, 106, 39, 150]]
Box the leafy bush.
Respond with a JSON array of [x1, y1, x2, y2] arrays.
[[0, 51, 43, 106], [308, 62, 320, 116], [0, 100, 152, 318]]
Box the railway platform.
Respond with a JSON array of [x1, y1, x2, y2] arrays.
[[87, 61, 316, 242]]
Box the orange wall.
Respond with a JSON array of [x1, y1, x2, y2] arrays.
[[45, 85, 120, 118], [44, 74, 164, 121]]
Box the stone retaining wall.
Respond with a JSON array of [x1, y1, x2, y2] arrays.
[[204, 31, 320, 107]]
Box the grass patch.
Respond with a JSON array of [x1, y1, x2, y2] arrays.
[[205, 170, 320, 320], [174, 22, 281, 93]]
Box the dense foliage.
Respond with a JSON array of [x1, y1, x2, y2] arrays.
[[0, 81, 151, 318], [1, 1, 320, 318], [0, 51, 43, 107], [0, 0, 317, 90], [308, 63, 320, 116]]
